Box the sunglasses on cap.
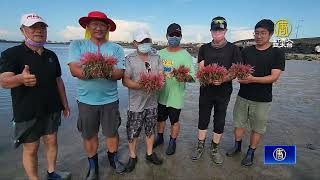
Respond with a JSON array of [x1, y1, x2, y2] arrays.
[[212, 19, 226, 24], [145, 62, 151, 73]]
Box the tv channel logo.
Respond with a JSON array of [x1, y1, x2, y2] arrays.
[[264, 145, 296, 164]]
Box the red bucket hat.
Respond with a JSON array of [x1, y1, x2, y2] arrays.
[[79, 11, 116, 31]]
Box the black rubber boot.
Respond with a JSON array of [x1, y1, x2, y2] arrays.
[[241, 146, 255, 166], [226, 140, 242, 157], [125, 157, 138, 172], [146, 152, 163, 165]]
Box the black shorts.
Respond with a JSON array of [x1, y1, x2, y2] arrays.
[[157, 103, 181, 125], [14, 112, 61, 145]]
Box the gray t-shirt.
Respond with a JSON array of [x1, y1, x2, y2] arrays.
[[125, 51, 164, 112]]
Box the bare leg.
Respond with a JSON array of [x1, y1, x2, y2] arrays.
[[235, 127, 246, 141], [83, 135, 99, 157], [146, 134, 154, 155], [212, 132, 222, 144], [250, 131, 262, 149], [128, 138, 137, 158], [170, 122, 180, 138], [198, 129, 207, 141], [156, 121, 166, 134], [105, 134, 118, 153], [42, 133, 58, 173], [23, 141, 40, 180]]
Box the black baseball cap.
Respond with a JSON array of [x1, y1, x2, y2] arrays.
[[167, 23, 182, 36], [211, 16, 227, 31]]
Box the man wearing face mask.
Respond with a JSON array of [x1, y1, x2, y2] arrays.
[[67, 11, 126, 179], [191, 16, 242, 164], [0, 13, 71, 180], [153, 23, 196, 156], [122, 29, 164, 172]]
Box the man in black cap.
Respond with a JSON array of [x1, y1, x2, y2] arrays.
[[191, 16, 242, 164], [153, 23, 195, 156], [226, 19, 285, 166]]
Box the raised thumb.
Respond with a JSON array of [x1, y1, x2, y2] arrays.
[[23, 65, 30, 74]]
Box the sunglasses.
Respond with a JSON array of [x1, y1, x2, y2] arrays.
[[145, 62, 151, 73]]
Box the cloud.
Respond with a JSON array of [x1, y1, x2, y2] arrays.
[[59, 26, 84, 40], [58, 19, 150, 42], [228, 27, 254, 42], [58, 22, 254, 43], [0, 29, 20, 40], [183, 25, 211, 43], [111, 20, 150, 42], [0, 29, 15, 39]]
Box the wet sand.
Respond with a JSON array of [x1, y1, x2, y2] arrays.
[[0, 60, 320, 180]]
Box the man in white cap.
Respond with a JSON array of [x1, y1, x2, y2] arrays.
[[0, 13, 71, 180], [122, 29, 163, 172]]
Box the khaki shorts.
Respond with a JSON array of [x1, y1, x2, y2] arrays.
[[233, 96, 271, 134]]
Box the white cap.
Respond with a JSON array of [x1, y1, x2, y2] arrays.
[[132, 29, 151, 42], [20, 13, 47, 27]]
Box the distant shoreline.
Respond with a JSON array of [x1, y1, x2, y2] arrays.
[[285, 53, 320, 61], [1, 41, 319, 61]]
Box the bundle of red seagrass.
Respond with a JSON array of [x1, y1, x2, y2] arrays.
[[139, 72, 165, 94], [196, 63, 228, 86], [229, 63, 254, 80], [171, 65, 192, 82], [80, 52, 117, 79]]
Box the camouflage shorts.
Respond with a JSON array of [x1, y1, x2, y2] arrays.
[[126, 108, 157, 142]]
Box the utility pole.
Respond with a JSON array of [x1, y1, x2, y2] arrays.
[[295, 19, 304, 39]]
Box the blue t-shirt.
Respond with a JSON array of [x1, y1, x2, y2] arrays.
[[68, 39, 125, 105]]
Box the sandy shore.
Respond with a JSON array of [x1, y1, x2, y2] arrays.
[[0, 60, 319, 180]]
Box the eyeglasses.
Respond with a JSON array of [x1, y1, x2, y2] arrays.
[[145, 62, 151, 73], [89, 22, 110, 30], [253, 31, 269, 37]]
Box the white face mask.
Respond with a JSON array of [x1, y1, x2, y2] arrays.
[[137, 43, 152, 53]]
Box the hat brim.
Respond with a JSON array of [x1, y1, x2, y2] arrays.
[[79, 17, 116, 31], [23, 20, 48, 27], [210, 27, 226, 31], [167, 31, 182, 36], [210, 24, 227, 31]]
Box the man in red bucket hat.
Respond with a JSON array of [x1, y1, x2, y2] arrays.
[[67, 11, 126, 179]]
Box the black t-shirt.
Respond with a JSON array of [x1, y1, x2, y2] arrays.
[[0, 43, 63, 122], [238, 45, 285, 102], [197, 42, 242, 96]]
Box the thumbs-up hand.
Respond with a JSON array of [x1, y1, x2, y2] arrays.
[[21, 65, 37, 87], [22, 65, 30, 74]]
